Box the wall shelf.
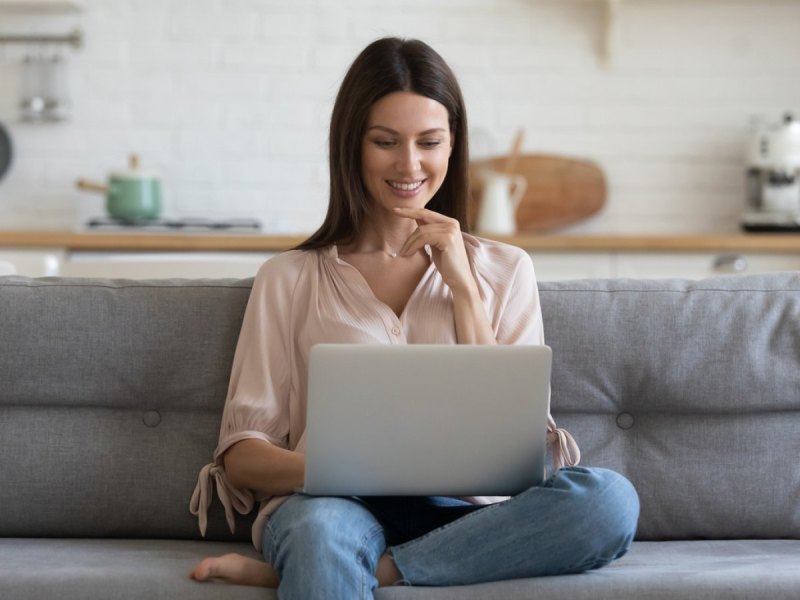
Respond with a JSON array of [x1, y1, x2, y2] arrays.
[[0, 29, 82, 48], [600, 0, 620, 66], [0, 0, 84, 48], [0, 0, 83, 13]]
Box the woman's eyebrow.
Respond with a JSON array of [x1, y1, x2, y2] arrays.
[[366, 126, 447, 135]]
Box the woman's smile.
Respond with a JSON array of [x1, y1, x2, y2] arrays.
[[386, 178, 427, 197]]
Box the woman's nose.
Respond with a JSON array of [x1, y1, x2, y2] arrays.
[[396, 144, 421, 174]]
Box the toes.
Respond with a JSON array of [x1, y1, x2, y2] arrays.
[[190, 558, 216, 582]]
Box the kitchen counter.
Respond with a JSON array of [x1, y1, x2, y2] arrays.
[[2, 230, 800, 253]]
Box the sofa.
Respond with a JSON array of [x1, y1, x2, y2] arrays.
[[0, 271, 798, 599]]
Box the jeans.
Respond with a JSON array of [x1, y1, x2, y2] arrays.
[[261, 466, 640, 600]]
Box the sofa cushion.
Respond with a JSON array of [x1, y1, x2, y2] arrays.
[[382, 540, 800, 599], [0, 539, 266, 600], [1, 273, 798, 543], [538, 273, 800, 540], [0, 277, 254, 541], [1, 539, 797, 600]]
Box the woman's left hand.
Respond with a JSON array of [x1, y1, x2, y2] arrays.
[[394, 207, 477, 296]]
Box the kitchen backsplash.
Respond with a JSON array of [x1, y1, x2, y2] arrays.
[[0, 0, 798, 234]]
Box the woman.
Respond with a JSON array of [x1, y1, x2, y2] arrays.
[[189, 37, 639, 598]]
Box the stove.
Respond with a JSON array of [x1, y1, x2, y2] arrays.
[[740, 211, 800, 232], [86, 217, 262, 231]]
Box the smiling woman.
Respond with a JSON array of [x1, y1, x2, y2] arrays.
[[189, 36, 632, 600]]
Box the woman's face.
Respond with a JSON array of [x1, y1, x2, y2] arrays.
[[361, 91, 453, 215]]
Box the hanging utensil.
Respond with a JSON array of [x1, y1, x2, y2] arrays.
[[20, 53, 47, 122], [0, 121, 12, 183]]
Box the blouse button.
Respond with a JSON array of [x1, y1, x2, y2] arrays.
[[391, 326, 401, 336]]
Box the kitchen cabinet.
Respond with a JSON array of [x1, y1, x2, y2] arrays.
[[59, 252, 276, 279], [530, 251, 800, 281], [2, 231, 800, 280], [0, 260, 15, 276], [0, 249, 63, 277], [528, 252, 614, 281], [614, 252, 800, 279]]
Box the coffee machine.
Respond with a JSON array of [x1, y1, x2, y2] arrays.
[[742, 112, 800, 231]]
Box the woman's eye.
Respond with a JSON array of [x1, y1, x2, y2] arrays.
[[371, 139, 442, 149]]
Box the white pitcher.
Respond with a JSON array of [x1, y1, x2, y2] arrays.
[[476, 170, 527, 235]]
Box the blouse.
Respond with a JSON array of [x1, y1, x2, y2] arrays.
[[190, 233, 580, 551]]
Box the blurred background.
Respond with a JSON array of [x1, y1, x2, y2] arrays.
[[0, 0, 798, 235]]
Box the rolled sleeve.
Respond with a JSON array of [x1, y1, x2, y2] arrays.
[[190, 259, 293, 536]]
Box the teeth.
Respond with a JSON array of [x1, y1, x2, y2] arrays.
[[388, 180, 423, 191]]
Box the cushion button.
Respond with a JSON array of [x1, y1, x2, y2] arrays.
[[616, 412, 634, 430], [143, 411, 161, 428]]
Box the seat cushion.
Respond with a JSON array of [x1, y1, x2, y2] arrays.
[[380, 540, 800, 599], [1, 539, 797, 599], [0, 539, 266, 600]]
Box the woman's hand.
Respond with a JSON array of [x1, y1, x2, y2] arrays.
[[394, 206, 476, 296], [395, 206, 496, 344]]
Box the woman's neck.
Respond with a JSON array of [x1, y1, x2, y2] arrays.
[[339, 213, 418, 258]]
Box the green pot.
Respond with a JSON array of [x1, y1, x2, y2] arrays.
[[106, 174, 161, 221], [77, 154, 162, 222]]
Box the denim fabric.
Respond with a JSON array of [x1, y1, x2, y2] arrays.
[[262, 467, 639, 599], [389, 467, 639, 585], [262, 495, 386, 600]]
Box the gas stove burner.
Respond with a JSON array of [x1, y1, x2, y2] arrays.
[[87, 217, 262, 231]]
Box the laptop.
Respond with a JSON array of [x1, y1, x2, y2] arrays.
[[303, 344, 552, 497]]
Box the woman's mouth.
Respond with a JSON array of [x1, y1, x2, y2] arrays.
[[386, 179, 426, 197]]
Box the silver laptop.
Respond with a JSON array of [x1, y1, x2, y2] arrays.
[[303, 344, 552, 496]]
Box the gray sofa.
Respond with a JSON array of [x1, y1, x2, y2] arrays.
[[1, 272, 798, 599]]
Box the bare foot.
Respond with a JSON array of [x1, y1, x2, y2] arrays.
[[376, 552, 403, 587], [190, 553, 280, 588]]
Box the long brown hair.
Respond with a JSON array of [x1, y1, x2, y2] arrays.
[[294, 37, 470, 251]]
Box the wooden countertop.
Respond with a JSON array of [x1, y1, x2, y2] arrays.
[[2, 230, 800, 253]]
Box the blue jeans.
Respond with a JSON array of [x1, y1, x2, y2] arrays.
[[262, 467, 639, 600]]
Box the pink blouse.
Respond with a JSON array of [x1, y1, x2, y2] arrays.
[[190, 233, 580, 551]]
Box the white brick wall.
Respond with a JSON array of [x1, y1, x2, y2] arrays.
[[0, 0, 798, 233]]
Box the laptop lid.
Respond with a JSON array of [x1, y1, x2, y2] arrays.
[[304, 344, 552, 497]]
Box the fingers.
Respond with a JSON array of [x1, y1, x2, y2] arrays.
[[397, 224, 457, 257], [393, 206, 464, 258], [393, 206, 453, 225]]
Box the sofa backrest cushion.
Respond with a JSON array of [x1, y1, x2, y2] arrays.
[[539, 273, 800, 540], [0, 277, 253, 541], [1, 272, 798, 541]]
